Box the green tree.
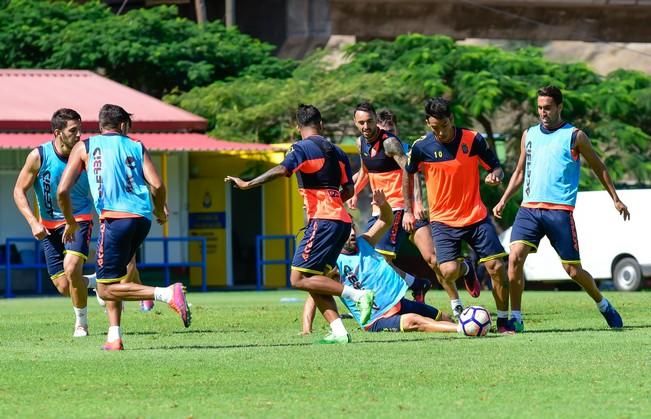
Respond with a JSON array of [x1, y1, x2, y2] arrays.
[[0, 0, 295, 96]]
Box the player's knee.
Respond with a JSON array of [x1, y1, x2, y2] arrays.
[[54, 278, 70, 296], [563, 264, 581, 279], [289, 271, 306, 289], [438, 264, 457, 282], [401, 314, 420, 331], [508, 251, 526, 269], [484, 258, 504, 276]]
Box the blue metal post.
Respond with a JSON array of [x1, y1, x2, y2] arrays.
[[256, 235, 262, 290], [35, 240, 43, 294], [200, 237, 207, 292], [4, 239, 13, 298], [163, 238, 170, 286]]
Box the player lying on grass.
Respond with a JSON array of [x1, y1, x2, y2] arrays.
[[302, 189, 458, 334]]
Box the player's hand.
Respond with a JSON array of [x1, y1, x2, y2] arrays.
[[30, 222, 49, 240], [224, 176, 249, 190], [614, 199, 630, 221], [371, 189, 387, 207], [417, 208, 429, 221], [485, 168, 504, 186], [493, 200, 506, 219], [403, 211, 415, 233], [154, 206, 168, 225], [347, 194, 358, 210], [62, 221, 79, 243]]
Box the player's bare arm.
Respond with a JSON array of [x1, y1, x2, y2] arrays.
[[383, 137, 408, 169], [142, 148, 167, 224], [13, 149, 48, 240], [362, 189, 392, 247], [575, 130, 630, 220], [57, 142, 87, 242], [493, 130, 527, 219], [402, 170, 415, 232], [224, 165, 289, 190]]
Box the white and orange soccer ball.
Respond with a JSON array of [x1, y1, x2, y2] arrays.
[[458, 306, 491, 337]]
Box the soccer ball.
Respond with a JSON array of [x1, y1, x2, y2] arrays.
[[458, 306, 491, 337]]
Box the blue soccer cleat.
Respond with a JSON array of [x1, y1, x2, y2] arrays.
[[601, 302, 623, 329]]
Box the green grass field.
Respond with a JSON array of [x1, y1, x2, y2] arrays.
[[1, 290, 649, 418]]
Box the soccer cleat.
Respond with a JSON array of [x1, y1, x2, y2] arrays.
[[102, 339, 124, 351], [317, 333, 351, 344], [453, 304, 464, 319], [73, 325, 89, 337], [140, 300, 155, 312], [508, 318, 525, 333], [356, 291, 375, 324], [168, 283, 192, 328], [411, 278, 432, 303], [601, 302, 623, 329], [462, 258, 481, 298], [496, 318, 515, 335]]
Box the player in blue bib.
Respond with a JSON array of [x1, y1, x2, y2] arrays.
[[494, 86, 629, 332], [13, 108, 97, 337], [302, 189, 458, 334], [58, 104, 191, 350]]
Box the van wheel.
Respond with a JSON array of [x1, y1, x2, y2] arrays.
[[612, 257, 642, 291]]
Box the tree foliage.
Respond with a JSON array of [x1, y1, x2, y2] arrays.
[[167, 34, 650, 225], [0, 0, 295, 96]]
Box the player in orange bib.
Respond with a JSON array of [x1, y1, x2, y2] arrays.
[[403, 97, 512, 333]]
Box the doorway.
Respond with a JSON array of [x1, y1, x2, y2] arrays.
[[228, 186, 262, 287]]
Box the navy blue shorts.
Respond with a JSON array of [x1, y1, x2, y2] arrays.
[[510, 207, 580, 263], [366, 210, 408, 258], [367, 298, 442, 332], [41, 221, 93, 279], [431, 217, 507, 264], [292, 219, 351, 275], [96, 217, 151, 283]]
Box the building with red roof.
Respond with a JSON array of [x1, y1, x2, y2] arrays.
[[0, 69, 299, 291]]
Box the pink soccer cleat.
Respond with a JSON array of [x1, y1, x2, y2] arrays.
[[168, 283, 191, 328], [102, 339, 124, 351]]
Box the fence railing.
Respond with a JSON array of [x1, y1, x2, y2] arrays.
[[1, 236, 207, 298], [255, 234, 295, 290]]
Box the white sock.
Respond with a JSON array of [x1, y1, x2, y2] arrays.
[[497, 310, 508, 319], [404, 273, 415, 287], [154, 286, 173, 303], [450, 299, 463, 311], [597, 298, 609, 313], [84, 273, 97, 289], [341, 285, 365, 302], [107, 326, 121, 342], [330, 318, 348, 336], [73, 306, 88, 326], [511, 310, 522, 321]]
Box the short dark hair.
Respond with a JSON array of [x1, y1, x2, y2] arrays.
[[353, 102, 376, 117], [51, 108, 81, 132], [537, 85, 563, 105], [377, 109, 397, 126], [99, 104, 132, 131], [424, 97, 452, 119], [296, 104, 322, 128]]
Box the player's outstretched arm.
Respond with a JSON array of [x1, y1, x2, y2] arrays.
[[349, 163, 368, 210], [575, 130, 630, 220], [362, 189, 391, 247], [493, 131, 527, 219], [13, 149, 47, 240], [224, 165, 289, 190]]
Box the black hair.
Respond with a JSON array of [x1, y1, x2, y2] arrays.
[[296, 104, 322, 128], [353, 101, 376, 118], [51, 108, 81, 132], [537, 86, 563, 105], [424, 97, 452, 119], [99, 104, 132, 131], [377, 109, 397, 125]]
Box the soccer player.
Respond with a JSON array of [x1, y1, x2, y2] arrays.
[[302, 189, 458, 334], [225, 104, 374, 344], [493, 86, 628, 332], [403, 97, 512, 333], [58, 104, 191, 350], [348, 103, 432, 302], [13, 108, 98, 337]]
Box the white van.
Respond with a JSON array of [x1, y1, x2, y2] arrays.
[[500, 189, 651, 291]]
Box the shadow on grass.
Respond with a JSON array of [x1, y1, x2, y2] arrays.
[[522, 324, 651, 334]]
